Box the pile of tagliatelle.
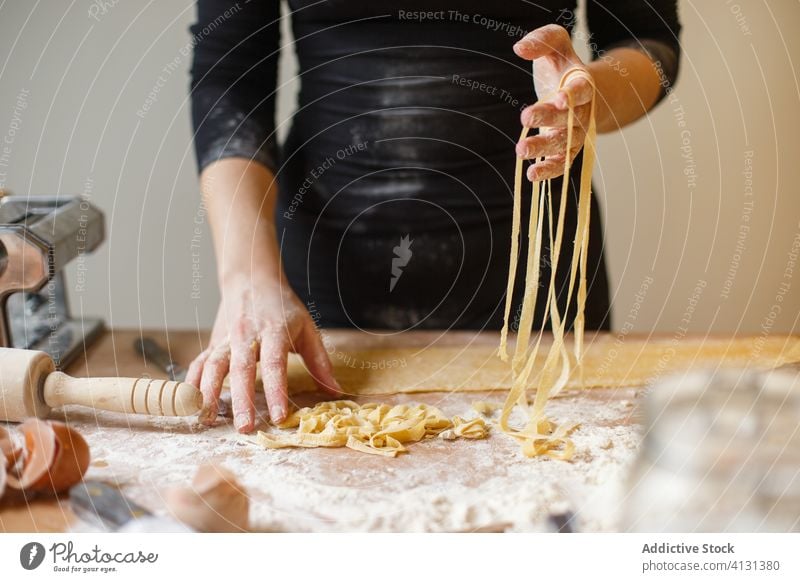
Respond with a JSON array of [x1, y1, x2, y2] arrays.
[[496, 66, 598, 460], [257, 401, 487, 458]]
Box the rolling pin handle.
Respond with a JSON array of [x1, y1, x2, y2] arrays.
[[42, 373, 202, 417]]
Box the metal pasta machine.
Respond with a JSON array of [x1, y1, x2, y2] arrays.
[[0, 192, 105, 368]]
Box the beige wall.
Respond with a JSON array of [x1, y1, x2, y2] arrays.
[[0, 1, 797, 334]]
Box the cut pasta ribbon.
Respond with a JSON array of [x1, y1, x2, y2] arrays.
[[498, 66, 597, 460], [256, 400, 488, 458]]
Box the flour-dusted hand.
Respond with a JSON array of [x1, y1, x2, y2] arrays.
[[187, 279, 340, 433], [513, 24, 594, 182], [185, 157, 340, 435]]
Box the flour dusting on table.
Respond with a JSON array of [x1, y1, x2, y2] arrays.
[[58, 388, 642, 532]]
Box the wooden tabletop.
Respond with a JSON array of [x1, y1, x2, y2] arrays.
[[1, 328, 645, 532]]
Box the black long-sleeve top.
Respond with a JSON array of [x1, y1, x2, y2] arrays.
[[190, 1, 681, 330]]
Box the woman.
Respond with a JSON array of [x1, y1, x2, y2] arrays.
[[186, 1, 681, 432]]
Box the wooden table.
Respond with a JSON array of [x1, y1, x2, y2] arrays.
[[0, 329, 646, 533]]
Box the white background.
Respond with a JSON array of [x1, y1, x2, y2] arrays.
[[0, 1, 797, 336], [1, 533, 798, 581]]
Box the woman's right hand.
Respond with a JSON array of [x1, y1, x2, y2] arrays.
[[186, 277, 341, 434], [189, 158, 339, 433]]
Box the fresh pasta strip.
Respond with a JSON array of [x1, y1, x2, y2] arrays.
[[499, 135, 527, 362], [256, 400, 488, 458], [512, 180, 545, 376], [498, 67, 597, 459], [451, 416, 490, 438]]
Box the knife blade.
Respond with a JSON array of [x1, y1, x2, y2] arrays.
[[69, 480, 191, 532]]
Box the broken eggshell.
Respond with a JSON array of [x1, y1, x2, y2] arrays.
[[5, 419, 90, 494], [0, 425, 23, 469], [1, 426, 22, 500], [163, 464, 249, 532], [0, 449, 5, 499], [48, 422, 91, 493], [5, 419, 58, 491]]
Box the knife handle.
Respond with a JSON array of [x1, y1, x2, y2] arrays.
[[134, 337, 185, 381]]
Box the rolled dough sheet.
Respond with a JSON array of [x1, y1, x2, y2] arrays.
[[286, 335, 800, 396]]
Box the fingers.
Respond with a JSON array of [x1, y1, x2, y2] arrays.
[[186, 349, 208, 390], [517, 128, 586, 160], [521, 100, 591, 130], [229, 327, 259, 434], [527, 154, 580, 182], [259, 332, 289, 424], [516, 127, 585, 160], [553, 76, 593, 110], [513, 24, 573, 61], [188, 349, 214, 424], [299, 323, 341, 397], [198, 346, 231, 426]]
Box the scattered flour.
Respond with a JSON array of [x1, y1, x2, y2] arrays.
[[59, 388, 643, 532]]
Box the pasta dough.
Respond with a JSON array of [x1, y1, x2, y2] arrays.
[[284, 336, 800, 395], [257, 400, 488, 457]]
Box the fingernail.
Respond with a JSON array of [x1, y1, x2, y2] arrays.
[[234, 413, 251, 432], [516, 143, 529, 158], [332, 379, 342, 393], [270, 405, 286, 424]]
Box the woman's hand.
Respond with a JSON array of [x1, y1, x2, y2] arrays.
[[187, 157, 339, 434], [513, 24, 595, 182], [187, 276, 340, 433]]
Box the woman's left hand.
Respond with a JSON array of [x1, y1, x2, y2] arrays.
[[513, 24, 595, 182]]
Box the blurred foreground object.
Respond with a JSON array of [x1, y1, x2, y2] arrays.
[[624, 368, 800, 532], [164, 464, 249, 532]]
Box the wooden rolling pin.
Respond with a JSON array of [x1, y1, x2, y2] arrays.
[[0, 347, 201, 422]]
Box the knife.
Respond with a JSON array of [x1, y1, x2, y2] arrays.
[[69, 480, 192, 532], [133, 337, 186, 381]]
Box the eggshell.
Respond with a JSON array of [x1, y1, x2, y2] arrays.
[[0, 426, 22, 469], [46, 422, 91, 493], [5, 419, 57, 490], [0, 455, 6, 499]]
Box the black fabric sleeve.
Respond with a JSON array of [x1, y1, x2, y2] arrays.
[[586, 0, 682, 101], [189, 0, 282, 174]]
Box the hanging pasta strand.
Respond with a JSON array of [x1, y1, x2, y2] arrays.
[[571, 70, 598, 364], [537, 67, 597, 386], [498, 137, 526, 362], [511, 179, 545, 376], [497, 66, 597, 459], [510, 180, 555, 400]]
